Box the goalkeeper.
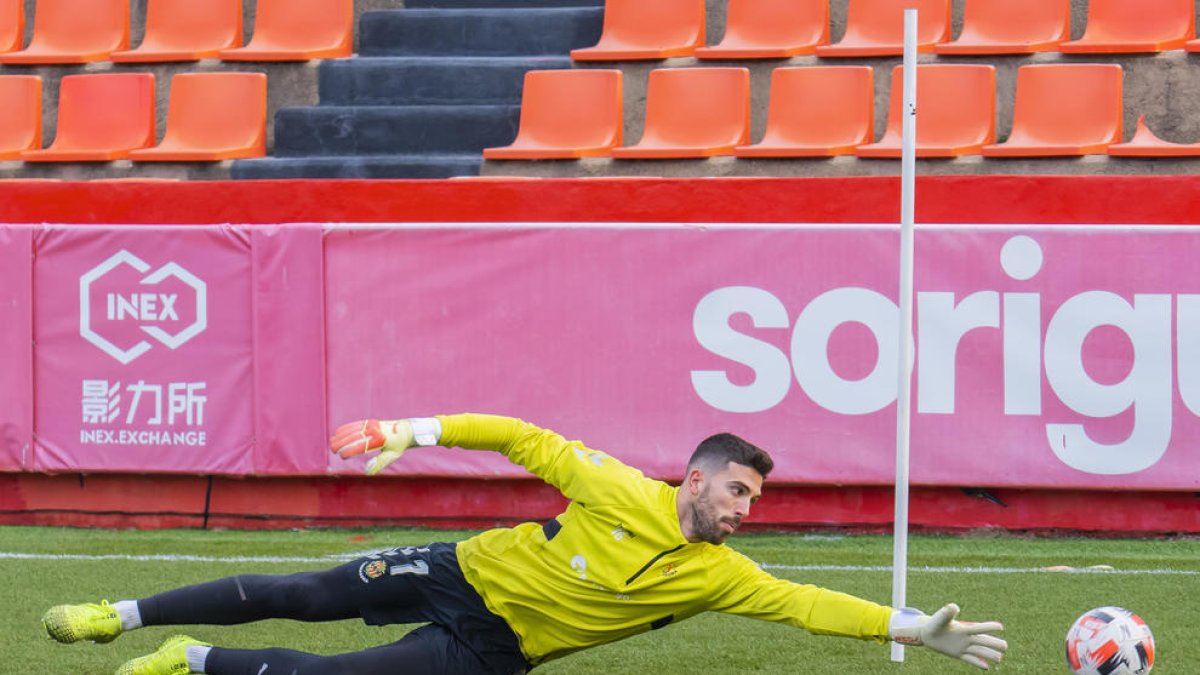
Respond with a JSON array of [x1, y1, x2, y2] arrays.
[[43, 413, 1008, 674]]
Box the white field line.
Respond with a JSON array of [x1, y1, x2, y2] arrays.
[[762, 564, 1200, 576], [0, 551, 1196, 576]]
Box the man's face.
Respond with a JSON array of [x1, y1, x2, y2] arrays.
[[688, 461, 763, 545]]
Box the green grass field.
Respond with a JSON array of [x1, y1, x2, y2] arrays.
[[5, 525, 1197, 674]]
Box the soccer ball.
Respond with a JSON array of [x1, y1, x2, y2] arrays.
[[1065, 606, 1155, 675]]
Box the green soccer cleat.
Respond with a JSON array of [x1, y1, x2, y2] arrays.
[[42, 600, 123, 644], [116, 635, 209, 675]]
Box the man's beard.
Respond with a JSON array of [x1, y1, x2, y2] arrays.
[[689, 488, 738, 545]]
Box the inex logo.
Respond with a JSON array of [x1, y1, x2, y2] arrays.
[[80, 250, 207, 364]]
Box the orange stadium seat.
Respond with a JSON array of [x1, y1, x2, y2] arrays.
[[695, 0, 828, 59], [734, 66, 873, 157], [1107, 114, 1200, 156], [981, 64, 1123, 157], [1, 0, 22, 54], [1061, 0, 1193, 53], [612, 67, 748, 158], [483, 69, 623, 159], [219, 0, 351, 61], [571, 0, 704, 60], [935, 0, 1069, 55], [0, 0, 128, 64], [815, 0, 951, 57], [111, 0, 242, 63], [856, 64, 995, 157], [129, 72, 266, 161], [21, 73, 155, 162], [0, 75, 41, 159]]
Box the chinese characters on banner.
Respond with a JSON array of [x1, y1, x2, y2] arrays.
[[81, 379, 207, 447], [32, 228, 255, 474]]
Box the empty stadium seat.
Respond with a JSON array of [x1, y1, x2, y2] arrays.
[[856, 64, 995, 157], [695, 0, 828, 59], [129, 72, 266, 161], [612, 67, 748, 158], [1, 0, 22, 53], [734, 66, 873, 157], [1108, 114, 1200, 156], [483, 69, 622, 159], [1061, 0, 1193, 53], [219, 0, 351, 61], [0, 0, 128, 64], [111, 0, 242, 63], [571, 0, 704, 60], [0, 75, 41, 159], [21, 73, 155, 162], [815, 0, 951, 57], [934, 0, 1069, 55], [981, 64, 1123, 157]]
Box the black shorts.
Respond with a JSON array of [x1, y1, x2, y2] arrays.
[[341, 542, 531, 675]]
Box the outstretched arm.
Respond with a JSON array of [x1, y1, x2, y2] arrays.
[[711, 552, 1006, 670], [330, 413, 648, 504]]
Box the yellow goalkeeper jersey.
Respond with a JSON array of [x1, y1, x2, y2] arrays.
[[440, 414, 893, 666]]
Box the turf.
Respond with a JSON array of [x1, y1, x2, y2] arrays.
[[5, 526, 1196, 674]]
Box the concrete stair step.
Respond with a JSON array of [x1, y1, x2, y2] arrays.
[[272, 104, 521, 156], [358, 8, 603, 56], [404, 0, 602, 7], [231, 155, 483, 179], [319, 56, 572, 105]]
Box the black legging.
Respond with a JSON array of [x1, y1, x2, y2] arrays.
[[201, 624, 483, 675], [139, 570, 358, 626], [136, 565, 508, 675]]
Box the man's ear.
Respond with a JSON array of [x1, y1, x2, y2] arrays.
[[685, 467, 704, 495]]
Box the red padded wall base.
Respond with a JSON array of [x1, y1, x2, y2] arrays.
[[0, 473, 1195, 534]]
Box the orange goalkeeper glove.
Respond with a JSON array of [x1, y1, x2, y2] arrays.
[[329, 418, 441, 475]]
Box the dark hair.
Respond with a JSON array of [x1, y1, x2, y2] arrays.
[[686, 433, 774, 479]]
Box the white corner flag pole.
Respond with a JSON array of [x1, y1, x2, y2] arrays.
[[891, 7, 918, 664]]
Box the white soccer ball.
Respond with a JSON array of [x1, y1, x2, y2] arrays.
[[1065, 606, 1155, 675]]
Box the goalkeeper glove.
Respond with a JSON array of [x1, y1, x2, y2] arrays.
[[329, 418, 441, 476], [889, 604, 1007, 670]]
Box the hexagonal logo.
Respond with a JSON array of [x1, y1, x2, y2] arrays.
[[79, 250, 207, 365]]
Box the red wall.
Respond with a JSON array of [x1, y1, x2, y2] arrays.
[[6, 175, 1200, 225]]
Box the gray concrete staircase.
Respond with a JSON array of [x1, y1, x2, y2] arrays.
[[232, 0, 602, 179]]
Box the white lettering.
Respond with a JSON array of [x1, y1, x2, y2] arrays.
[[158, 294, 179, 321], [793, 288, 899, 415], [690, 235, 1190, 476], [1044, 293, 1172, 475], [917, 291, 998, 414], [1178, 295, 1200, 415], [691, 287, 791, 413], [105, 293, 180, 321], [1003, 292, 1042, 415]]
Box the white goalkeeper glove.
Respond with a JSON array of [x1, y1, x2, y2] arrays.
[[889, 604, 1007, 670], [329, 418, 441, 475]]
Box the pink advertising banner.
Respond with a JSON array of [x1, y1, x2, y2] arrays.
[[0, 226, 33, 471], [324, 225, 1200, 491], [21, 225, 326, 475]]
